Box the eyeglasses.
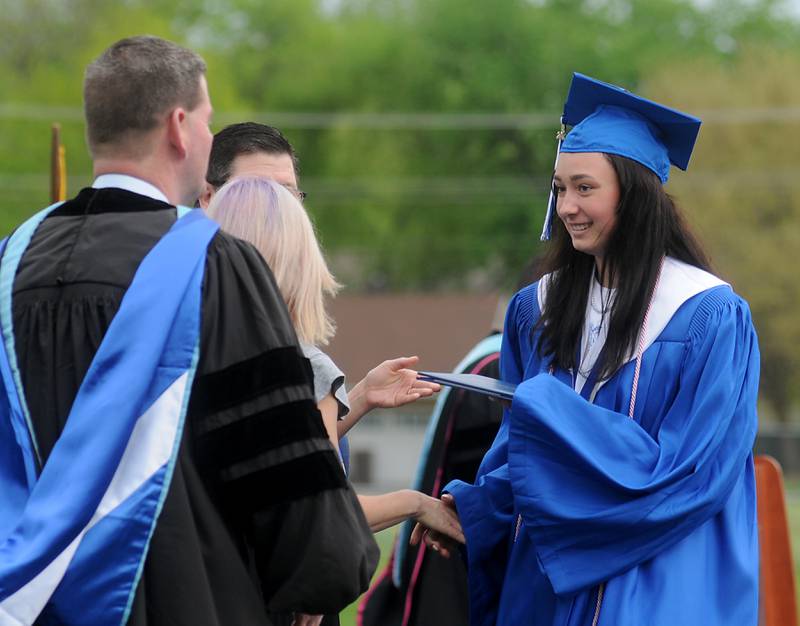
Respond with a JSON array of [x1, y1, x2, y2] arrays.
[[284, 186, 307, 202], [209, 178, 307, 202]]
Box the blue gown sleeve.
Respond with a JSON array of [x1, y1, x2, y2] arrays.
[[444, 288, 533, 625], [508, 290, 760, 595]]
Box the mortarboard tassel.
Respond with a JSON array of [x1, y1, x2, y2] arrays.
[[540, 118, 566, 242]]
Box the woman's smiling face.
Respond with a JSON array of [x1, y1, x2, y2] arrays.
[[553, 152, 621, 263]]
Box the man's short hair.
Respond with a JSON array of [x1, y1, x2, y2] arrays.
[[84, 36, 207, 155], [206, 122, 298, 188]]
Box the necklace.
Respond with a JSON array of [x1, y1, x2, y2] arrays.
[[590, 281, 613, 315], [581, 281, 613, 377]]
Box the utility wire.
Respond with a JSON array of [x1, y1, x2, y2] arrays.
[[3, 104, 800, 128]]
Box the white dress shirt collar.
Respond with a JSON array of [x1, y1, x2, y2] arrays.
[[92, 174, 170, 205]]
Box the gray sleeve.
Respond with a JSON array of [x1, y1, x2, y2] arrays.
[[301, 344, 350, 418]]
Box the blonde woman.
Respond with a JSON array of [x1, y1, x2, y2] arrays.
[[207, 177, 463, 545]]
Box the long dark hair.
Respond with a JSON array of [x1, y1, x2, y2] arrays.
[[535, 154, 711, 380]]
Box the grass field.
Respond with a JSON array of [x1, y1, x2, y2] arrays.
[[338, 482, 800, 626]]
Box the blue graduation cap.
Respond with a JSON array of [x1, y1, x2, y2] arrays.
[[540, 72, 702, 240]]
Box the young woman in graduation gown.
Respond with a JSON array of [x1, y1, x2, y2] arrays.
[[443, 74, 760, 626]]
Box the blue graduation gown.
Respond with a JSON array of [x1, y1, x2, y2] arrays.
[[446, 269, 760, 625]]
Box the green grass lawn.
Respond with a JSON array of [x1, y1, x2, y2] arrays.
[[340, 482, 800, 626]]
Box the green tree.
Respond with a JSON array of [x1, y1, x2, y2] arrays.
[[2, 0, 799, 294], [164, 0, 799, 288], [0, 0, 244, 230], [647, 45, 800, 422]]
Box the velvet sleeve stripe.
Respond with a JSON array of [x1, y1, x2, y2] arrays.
[[188, 346, 314, 419], [192, 383, 312, 436], [220, 438, 335, 482], [224, 450, 348, 511], [194, 399, 329, 470]]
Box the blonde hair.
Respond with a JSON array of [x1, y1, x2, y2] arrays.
[[206, 177, 341, 345]]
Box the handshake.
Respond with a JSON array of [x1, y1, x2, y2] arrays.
[[409, 493, 463, 559]]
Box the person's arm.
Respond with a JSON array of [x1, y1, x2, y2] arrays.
[[193, 234, 378, 615], [481, 289, 758, 596], [437, 285, 543, 625], [317, 393, 341, 458], [357, 490, 464, 543], [338, 356, 440, 437]]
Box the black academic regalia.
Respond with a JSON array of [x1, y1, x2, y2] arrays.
[[11, 188, 378, 626], [359, 334, 503, 626]]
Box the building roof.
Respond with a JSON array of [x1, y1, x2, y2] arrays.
[[326, 292, 506, 381]]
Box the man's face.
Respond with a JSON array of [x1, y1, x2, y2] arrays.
[[198, 148, 300, 208], [182, 75, 214, 205], [230, 151, 299, 195]]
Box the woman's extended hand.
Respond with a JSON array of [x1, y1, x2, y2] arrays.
[[363, 356, 440, 409], [340, 357, 441, 438]]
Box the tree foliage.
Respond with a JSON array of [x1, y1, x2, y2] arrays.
[[647, 45, 800, 421], [1, 0, 799, 415]]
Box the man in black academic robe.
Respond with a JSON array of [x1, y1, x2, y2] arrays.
[[8, 36, 377, 625]]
